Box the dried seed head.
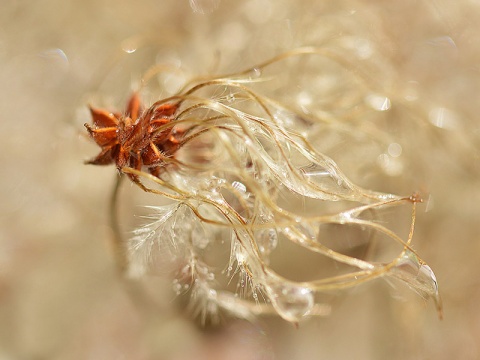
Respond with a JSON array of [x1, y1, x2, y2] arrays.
[[85, 48, 441, 324]]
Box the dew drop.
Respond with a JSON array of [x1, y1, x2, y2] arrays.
[[299, 163, 351, 196], [387, 143, 402, 158], [377, 153, 403, 176], [225, 93, 236, 103], [163, 72, 186, 94], [297, 91, 312, 107], [354, 37, 373, 59], [267, 283, 314, 322], [390, 250, 441, 309], [38, 48, 69, 70], [256, 228, 278, 255], [428, 107, 459, 130], [172, 279, 183, 294], [235, 245, 248, 264], [341, 36, 373, 59], [366, 94, 391, 111], [178, 265, 191, 282], [197, 263, 210, 276], [121, 38, 138, 54], [123, 47, 136, 54], [427, 35, 457, 49], [249, 67, 262, 78], [301, 163, 331, 178]]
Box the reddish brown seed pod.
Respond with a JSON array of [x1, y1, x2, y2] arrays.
[[84, 93, 183, 181]]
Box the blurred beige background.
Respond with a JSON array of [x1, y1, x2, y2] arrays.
[[1, 0, 479, 359]]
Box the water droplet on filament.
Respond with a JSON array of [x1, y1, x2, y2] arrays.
[[389, 250, 441, 314], [249, 67, 262, 78], [121, 38, 138, 54], [256, 228, 278, 255], [266, 283, 314, 322], [299, 163, 351, 197], [235, 244, 249, 264], [226, 93, 236, 103]]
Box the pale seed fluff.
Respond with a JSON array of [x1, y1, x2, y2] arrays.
[[125, 48, 441, 324]]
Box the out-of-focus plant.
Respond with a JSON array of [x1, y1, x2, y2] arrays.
[[84, 48, 441, 325]]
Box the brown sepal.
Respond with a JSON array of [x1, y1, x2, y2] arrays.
[[89, 106, 119, 128]]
